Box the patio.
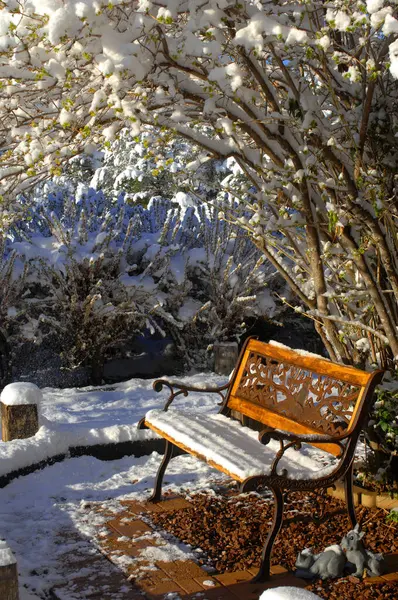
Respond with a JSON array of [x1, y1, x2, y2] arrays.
[[49, 492, 398, 600]]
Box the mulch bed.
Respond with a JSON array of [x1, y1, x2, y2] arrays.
[[149, 487, 398, 599]]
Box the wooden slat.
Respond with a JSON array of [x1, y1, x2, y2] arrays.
[[144, 421, 245, 482], [228, 396, 342, 456], [246, 340, 372, 386]]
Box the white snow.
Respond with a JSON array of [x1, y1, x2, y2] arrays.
[[268, 340, 329, 361], [0, 373, 226, 477], [0, 382, 43, 406], [0, 540, 16, 566], [260, 587, 322, 600], [366, 0, 384, 14], [145, 409, 337, 481], [0, 450, 226, 599]]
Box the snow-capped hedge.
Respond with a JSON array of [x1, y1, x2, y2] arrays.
[[2, 188, 281, 383]]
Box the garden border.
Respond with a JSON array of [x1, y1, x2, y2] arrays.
[[327, 482, 398, 510], [0, 438, 166, 489]]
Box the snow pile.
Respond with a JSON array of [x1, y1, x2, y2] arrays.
[[0, 382, 42, 406], [0, 539, 16, 566], [260, 587, 322, 600]]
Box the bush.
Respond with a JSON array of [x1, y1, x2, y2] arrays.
[[9, 189, 282, 380], [358, 382, 398, 490], [0, 237, 28, 385]]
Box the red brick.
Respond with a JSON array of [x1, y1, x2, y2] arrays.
[[119, 500, 149, 514], [363, 576, 386, 586], [195, 587, 239, 600], [175, 577, 206, 594], [149, 497, 191, 512], [107, 518, 152, 538], [226, 572, 308, 599], [214, 570, 253, 586], [156, 559, 206, 579], [381, 572, 398, 582], [193, 575, 222, 589], [136, 572, 185, 597]]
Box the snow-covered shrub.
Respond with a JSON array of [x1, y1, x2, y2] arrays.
[[124, 200, 280, 367], [355, 381, 398, 490], [10, 190, 281, 376], [11, 191, 167, 382], [0, 238, 28, 385]]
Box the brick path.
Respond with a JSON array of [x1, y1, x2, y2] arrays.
[[51, 495, 398, 599]]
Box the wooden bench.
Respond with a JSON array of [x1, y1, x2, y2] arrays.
[[139, 338, 383, 581]]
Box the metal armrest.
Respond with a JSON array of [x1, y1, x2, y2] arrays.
[[259, 428, 349, 446], [258, 428, 347, 476], [152, 378, 230, 411]]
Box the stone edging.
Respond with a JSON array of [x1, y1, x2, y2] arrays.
[[327, 482, 398, 510], [0, 438, 166, 489]]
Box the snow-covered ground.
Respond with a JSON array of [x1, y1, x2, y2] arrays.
[[0, 448, 227, 599], [0, 373, 226, 477], [0, 372, 354, 599]]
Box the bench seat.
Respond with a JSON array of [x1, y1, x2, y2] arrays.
[[145, 408, 337, 482]]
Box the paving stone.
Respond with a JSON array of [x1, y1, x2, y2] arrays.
[[120, 500, 151, 515], [101, 532, 158, 559], [149, 497, 192, 512], [175, 577, 207, 594], [381, 572, 398, 582], [193, 586, 239, 600], [363, 575, 387, 586], [193, 575, 222, 589], [136, 571, 185, 598], [214, 570, 253, 586], [156, 559, 207, 579], [107, 518, 153, 538], [227, 578, 307, 600], [51, 551, 141, 600], [270, 565, 288, 575]]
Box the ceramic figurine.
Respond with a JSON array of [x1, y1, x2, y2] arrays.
[[295, 545, 346, 580], [341, 524, 386, 578]]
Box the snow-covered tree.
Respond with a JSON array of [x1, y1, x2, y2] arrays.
[[1, 1, 398, 367], [84, 127, 226, 205]]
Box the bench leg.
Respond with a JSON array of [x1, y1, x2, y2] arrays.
[[251, 487, 284, 583], [148, 440, 175, 503], [344, 462, 357, 529]]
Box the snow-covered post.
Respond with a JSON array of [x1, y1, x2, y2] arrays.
[[0, 540, 19, 600], [0, 383, 41, 442], [214, 342, 239, 376]]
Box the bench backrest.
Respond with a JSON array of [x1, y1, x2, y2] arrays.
[[226, 339, 383, 456]]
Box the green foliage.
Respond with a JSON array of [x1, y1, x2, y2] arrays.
[[369, 386, 398, 454], [386, 509, 398, 524]]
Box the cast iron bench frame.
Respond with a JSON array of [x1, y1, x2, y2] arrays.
[[139, 338, 383, 582]]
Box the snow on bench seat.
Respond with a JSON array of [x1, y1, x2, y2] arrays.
[[145, 409, 337, 482]]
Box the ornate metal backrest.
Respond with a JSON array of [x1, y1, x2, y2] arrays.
[[226, 339, 383, 456]]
